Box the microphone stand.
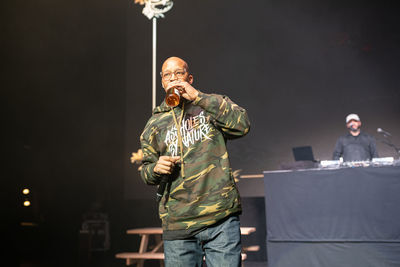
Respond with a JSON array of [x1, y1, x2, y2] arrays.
[[377, 136, 400, 157], [133, 0, 174, 110]]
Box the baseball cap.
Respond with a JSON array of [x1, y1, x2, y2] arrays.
[[345, 113, 360, 123]]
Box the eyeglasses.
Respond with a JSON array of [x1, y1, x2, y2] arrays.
[[160, 69, 187, 80]]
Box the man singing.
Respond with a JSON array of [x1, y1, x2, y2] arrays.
[[139, 56, 250, 266]]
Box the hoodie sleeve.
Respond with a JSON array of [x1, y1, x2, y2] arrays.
[[332, 137, 343, 160], [369, 135, 379, 159], [192, 92, 250, 139], [139, 122, 162, 185]]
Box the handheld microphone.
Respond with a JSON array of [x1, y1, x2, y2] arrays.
[[377, 128, 392, 137], [156, 175, 169, 202]]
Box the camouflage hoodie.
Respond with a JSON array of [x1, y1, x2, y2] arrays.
[[140, 91, 250, 240]]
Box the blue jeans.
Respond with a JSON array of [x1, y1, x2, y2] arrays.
[[164, 215, 242, 267]]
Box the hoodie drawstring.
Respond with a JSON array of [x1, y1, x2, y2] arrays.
[[171, 102, 185, 178]]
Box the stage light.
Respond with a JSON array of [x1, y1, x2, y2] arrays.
[[22, 188, 30, 195], [23, 200, 31, 207]]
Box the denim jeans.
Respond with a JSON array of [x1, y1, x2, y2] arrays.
[[164, 215, 242, 267]]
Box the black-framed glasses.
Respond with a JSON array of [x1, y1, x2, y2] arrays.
[[160, 69, 187, 80]]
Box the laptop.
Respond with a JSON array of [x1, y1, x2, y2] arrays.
[[292, 146, 316, 162]]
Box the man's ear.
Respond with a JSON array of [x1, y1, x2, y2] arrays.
[[188, 74, 194, 84]]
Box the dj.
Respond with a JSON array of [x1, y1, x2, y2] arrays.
[[332, 113, 379, 162]]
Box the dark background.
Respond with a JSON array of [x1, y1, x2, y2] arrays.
[[3, 0, 400, 266]]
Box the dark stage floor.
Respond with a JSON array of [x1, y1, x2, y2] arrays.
[[21, 253, 267, 267]]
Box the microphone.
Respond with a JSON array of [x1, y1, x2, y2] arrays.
[[377, 128, 392, 137], [156, 175, 169, 202], [349, 123, 358, 132]]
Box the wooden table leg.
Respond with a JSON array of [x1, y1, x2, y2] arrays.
[[137, 234, 149, 267], [154, 235, 164, 267]]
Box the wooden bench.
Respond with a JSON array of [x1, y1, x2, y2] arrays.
[[115, 227, 258, 266]]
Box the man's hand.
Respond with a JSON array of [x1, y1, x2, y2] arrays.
[[130, 149, 143, 164], [166, 81, 199, 101], [153, 156, 181, 175]]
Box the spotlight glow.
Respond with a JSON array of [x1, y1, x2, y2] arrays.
[[23, 200, 31, 207], [22, 188, 30, 195]]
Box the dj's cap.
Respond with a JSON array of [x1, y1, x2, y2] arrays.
[[346, 113, 360, 123]]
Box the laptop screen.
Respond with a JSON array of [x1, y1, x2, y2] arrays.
[[292, 146, 315, 161]]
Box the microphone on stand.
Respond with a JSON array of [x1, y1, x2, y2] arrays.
[[377, 128, 400, 156], [377, 128, 392, 137], [156, 175, 169, 202]]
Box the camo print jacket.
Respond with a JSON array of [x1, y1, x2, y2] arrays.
[[140, 92, 250, 240]]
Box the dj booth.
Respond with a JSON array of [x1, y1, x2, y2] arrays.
[[263, 162, 400, 267]]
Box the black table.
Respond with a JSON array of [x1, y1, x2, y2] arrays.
[[264, 165, 400, 267]]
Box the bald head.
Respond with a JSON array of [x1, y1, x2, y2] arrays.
[[161, 56, 193, 91], [162, 57, 190, 73]]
